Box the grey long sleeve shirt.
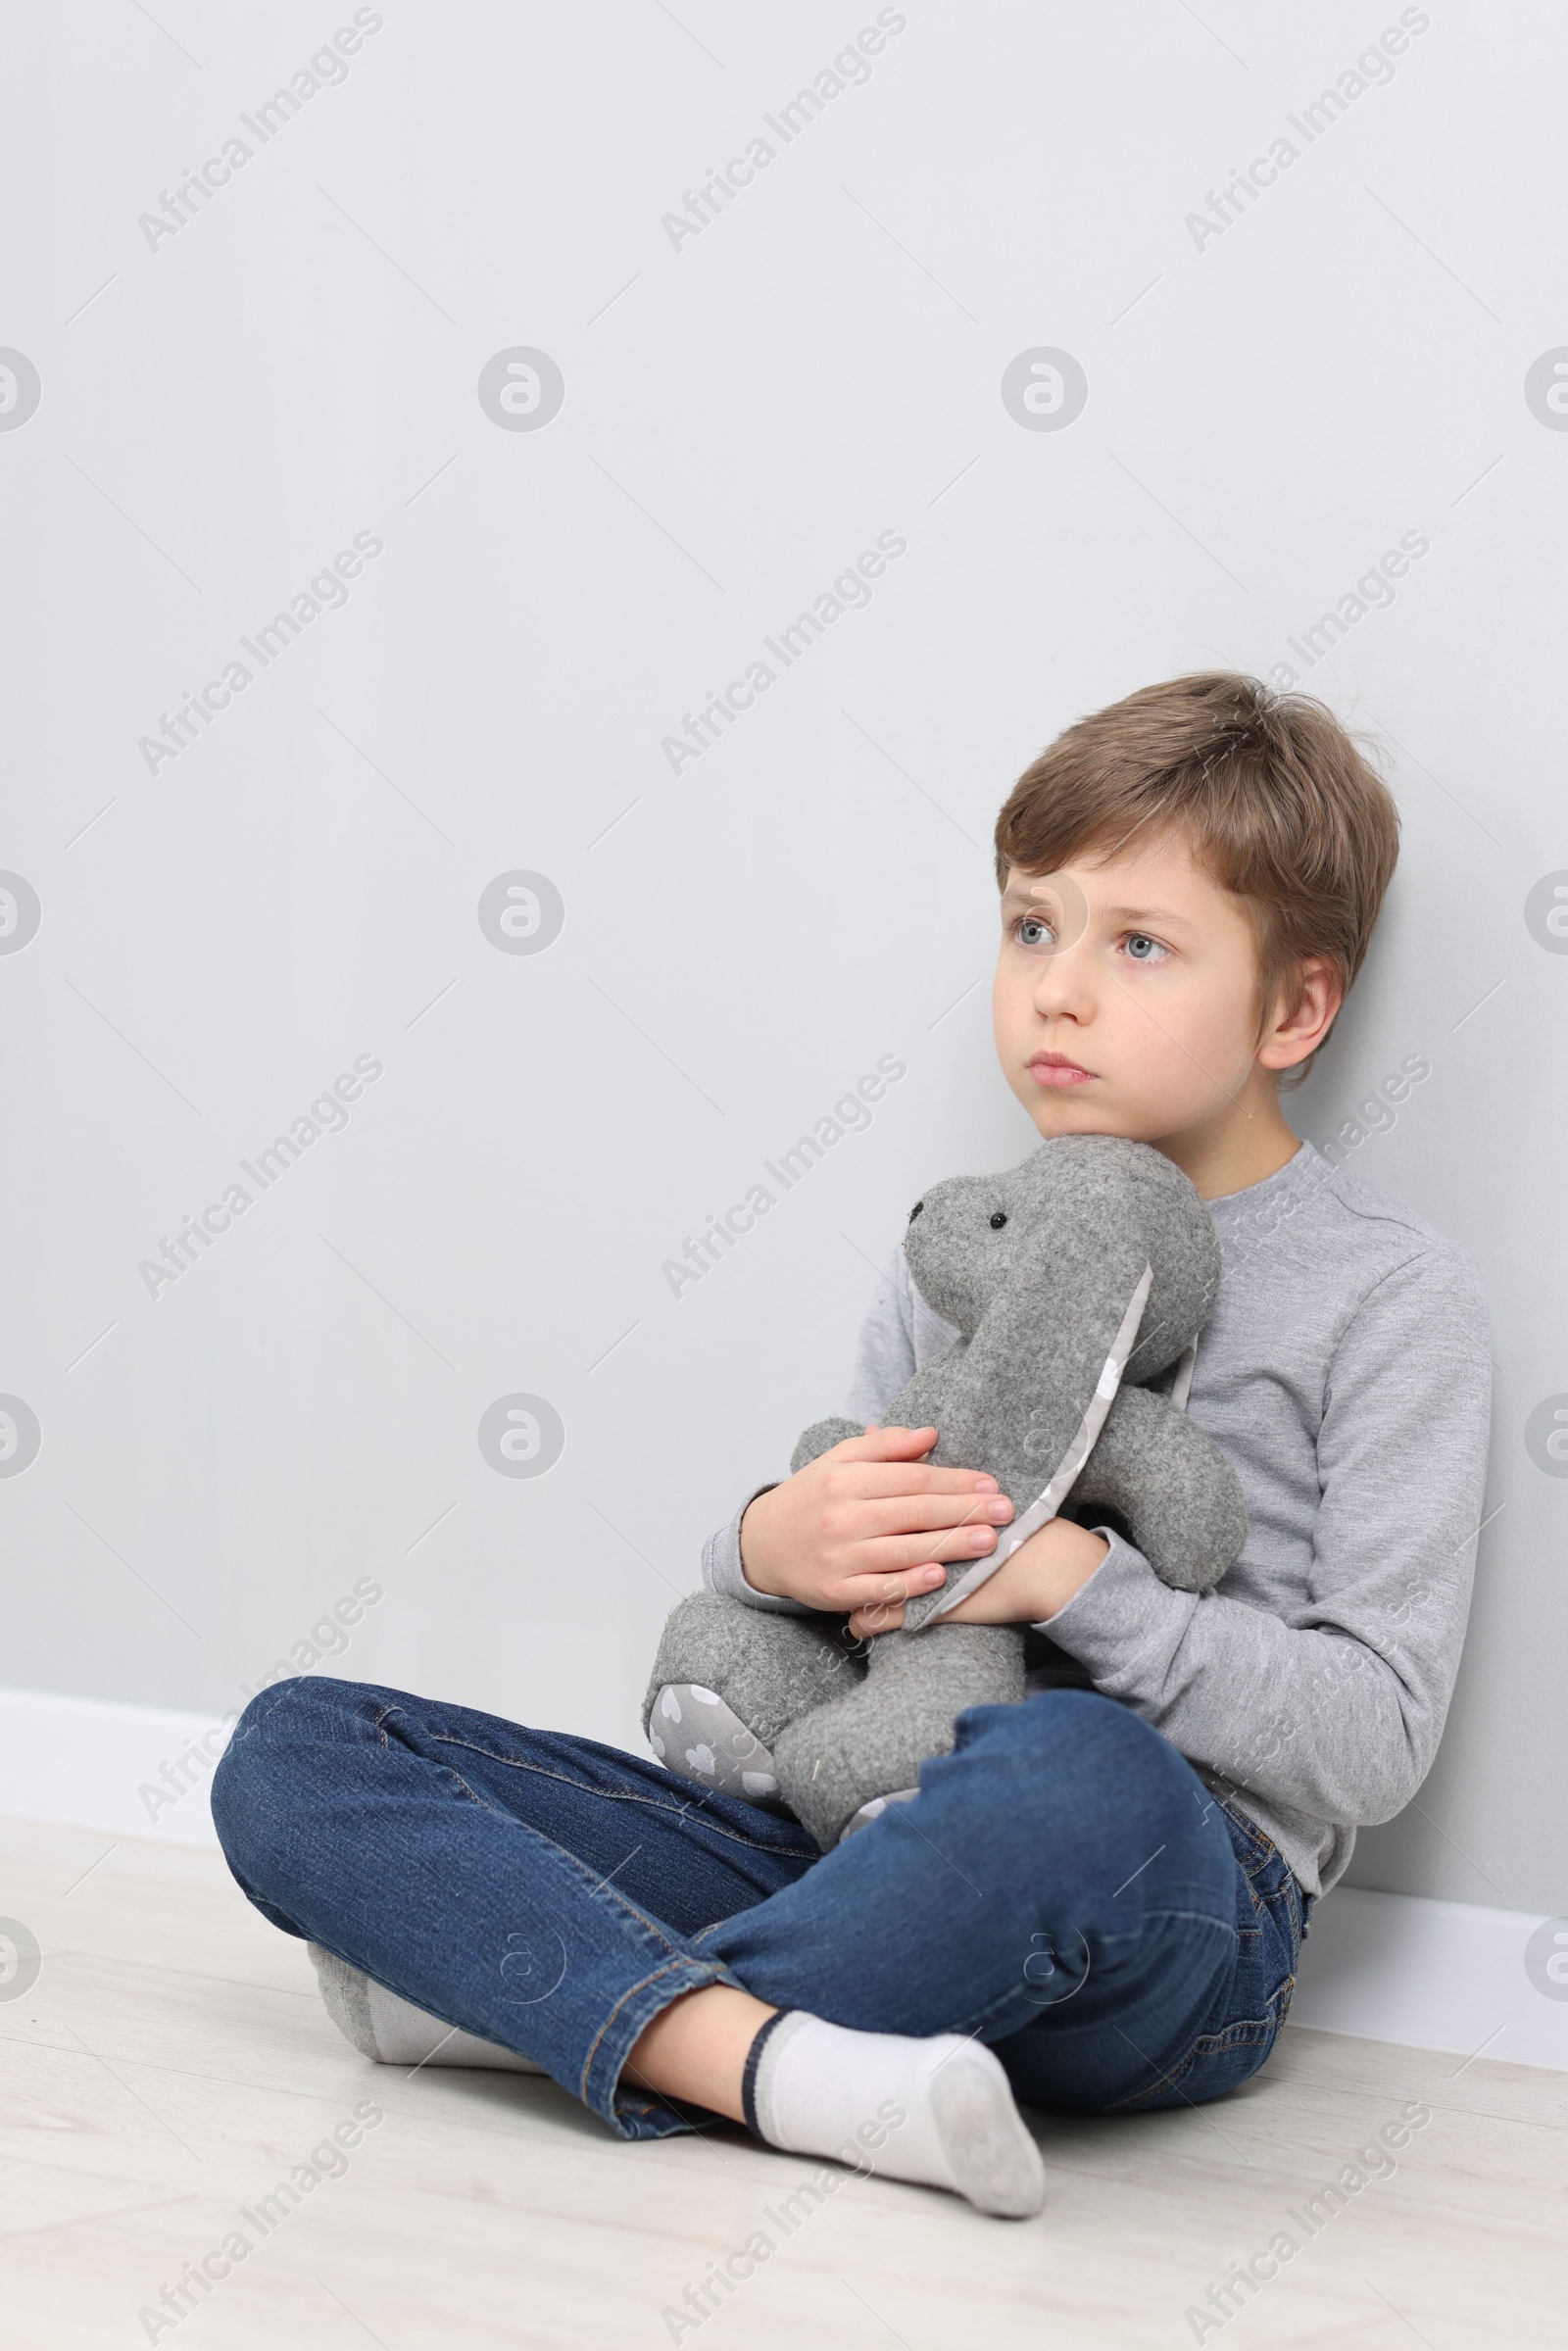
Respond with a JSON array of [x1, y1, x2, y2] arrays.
[[702, 1142, 1493, 1897]]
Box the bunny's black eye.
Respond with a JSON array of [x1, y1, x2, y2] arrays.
[[989, 1211, 1007, 1229], [907, 1200, 924, 1222]]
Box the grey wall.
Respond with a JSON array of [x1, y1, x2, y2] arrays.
[[3, 1, 1562, 1909]]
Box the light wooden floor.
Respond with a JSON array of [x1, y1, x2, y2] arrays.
[[2, 1815, 1562, 2350]]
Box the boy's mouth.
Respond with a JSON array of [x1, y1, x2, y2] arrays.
[[1028, 1051, 1097, 1089]]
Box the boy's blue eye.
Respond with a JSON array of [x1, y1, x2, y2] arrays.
[[1125, 933, 1166, 961], [1017, 917, 1054, 948]]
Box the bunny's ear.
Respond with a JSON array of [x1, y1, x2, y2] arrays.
[[919, 1260, 1152, 1626], [1020, 1257, 1152, 1518]]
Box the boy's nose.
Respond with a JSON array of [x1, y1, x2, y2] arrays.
[[1031, 954, 1094, 1016]]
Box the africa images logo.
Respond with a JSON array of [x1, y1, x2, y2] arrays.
[[477, 1396, 565, 1478], [1000, 349, 1088, 431], [477, 872, 565, 954], [0, 350, 41, 431], [477, 350, 565, 431], [1524, 350, 1568, 429], [0, 1398, 42, 1479], [0, 872, 41, 953]]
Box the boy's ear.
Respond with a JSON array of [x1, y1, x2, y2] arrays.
[[1259, 954, 1343, 1073]]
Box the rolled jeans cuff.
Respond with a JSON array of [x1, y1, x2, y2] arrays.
[[590, 1952, 747, 2141]]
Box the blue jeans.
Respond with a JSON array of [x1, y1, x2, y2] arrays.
[[211, 1678, 1310, 2141]]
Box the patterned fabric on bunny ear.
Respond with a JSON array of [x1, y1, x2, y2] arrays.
[[911, 1261, 1152, 1629]]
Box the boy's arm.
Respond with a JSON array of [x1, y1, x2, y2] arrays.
[[702, 1486, 810, 1613], [1038, 1244, 1493, 1828]]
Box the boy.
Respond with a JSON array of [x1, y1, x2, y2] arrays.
[[212, 672, 1492, 2222]]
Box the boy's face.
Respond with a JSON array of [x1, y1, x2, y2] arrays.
[[993, 835, 1288, 1148]]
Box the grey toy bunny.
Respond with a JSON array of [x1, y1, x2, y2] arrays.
[[644, 1135, 1246, 1848]]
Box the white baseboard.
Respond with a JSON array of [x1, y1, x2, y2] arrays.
[[3, 1684, 1564, 2073], [1290, 1886, 1568, 2073], [0, 1683, 226, 1847]]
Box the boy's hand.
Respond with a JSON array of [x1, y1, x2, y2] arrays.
[[737, 1425, 1014, 1615]]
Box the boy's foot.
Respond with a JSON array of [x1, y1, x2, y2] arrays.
[[308, 1945, 544, 2072], [746, 2010, 1044, 2219]]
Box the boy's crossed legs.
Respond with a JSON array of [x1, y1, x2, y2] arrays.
[[212, 1679, 1301, 2216]]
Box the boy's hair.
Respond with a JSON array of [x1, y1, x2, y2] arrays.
[[993, 671, 1400, 1083]]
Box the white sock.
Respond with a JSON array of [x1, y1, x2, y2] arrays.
[[745, 2010, 1044, 2219], [309, 1944, 544, 2072]]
